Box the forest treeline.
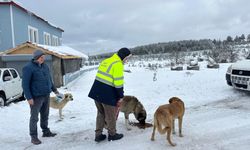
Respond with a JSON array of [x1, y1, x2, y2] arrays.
[[89, 34, 250, 63]]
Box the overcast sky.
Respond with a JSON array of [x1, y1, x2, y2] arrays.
[[16, 0, 250, 55]]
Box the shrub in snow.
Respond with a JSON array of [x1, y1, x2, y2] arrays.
[[190, 60, 198, 66], [207, 64, 220, 69], [171, 66, 183, 71], [207, 57, 220, 69], [187, 65, 200, 70]]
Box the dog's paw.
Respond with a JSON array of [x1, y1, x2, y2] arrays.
[[150, 138, 155, 141], [179, 134, 184, 137], [170, 143, 177, 147]]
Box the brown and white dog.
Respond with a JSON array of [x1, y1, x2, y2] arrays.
[[119, 95, 147, 130], [151, 97, 185, 146], [50, 93, 73, 120]]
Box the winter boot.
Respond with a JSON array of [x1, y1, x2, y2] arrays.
[[108, 133, 123, 141], [42, 131, 57, 137], [95, 134, 106, 142], [31, 137, 42, 145]]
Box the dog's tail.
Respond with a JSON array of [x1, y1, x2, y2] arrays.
[[154, 112, 169, 135]]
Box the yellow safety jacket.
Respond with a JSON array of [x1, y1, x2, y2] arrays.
[[95, 53, 124, 88]]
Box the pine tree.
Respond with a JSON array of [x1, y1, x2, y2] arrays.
[[239, 34, 245, 42], [234, 36, 240, 43], [226, 36, 233, 43], [247, 34, 250, 42]]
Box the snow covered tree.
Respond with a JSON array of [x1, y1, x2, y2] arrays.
[[227, 45, 238, 63], [207, 41, 238, 63], [234, 36, 240, 43], [239, 34, 245, 42], [169, 49, 185, 65], [247, 34, 250, 42], [226, 36, 233, 43]]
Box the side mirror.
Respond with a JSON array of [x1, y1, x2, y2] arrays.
[[4, 76, 12, 81]]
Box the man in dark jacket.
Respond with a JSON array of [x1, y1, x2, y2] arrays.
[[88, 47, 131, 142], [22, 50, 59, 145]]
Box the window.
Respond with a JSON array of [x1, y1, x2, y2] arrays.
[[51, 35, 59, 46], [28, 26, 39, 43], [44, 32, 51, 45], [3, 70, 11, 81], [10, 69, 18, 78], [59, 38, 62, 46]]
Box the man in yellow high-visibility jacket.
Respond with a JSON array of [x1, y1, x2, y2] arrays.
[[88, 47, 131, 142]]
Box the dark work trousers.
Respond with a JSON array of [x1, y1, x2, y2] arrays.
[[95, 101, 117, 136], [29, 95, 50, 138]]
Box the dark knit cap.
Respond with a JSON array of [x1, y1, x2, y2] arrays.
[[33, 50, 45, 60], [117, 47, 131, 60]]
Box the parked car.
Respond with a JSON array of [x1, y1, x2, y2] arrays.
[[0, 68, 24, 106], [226, 55, 250, 91]]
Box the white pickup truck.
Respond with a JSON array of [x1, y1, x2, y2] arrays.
[[226, 55, 250, 91], [0, 68, 24, 106]]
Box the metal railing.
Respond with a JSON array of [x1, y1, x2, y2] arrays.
[[63, 66, 98, 86]]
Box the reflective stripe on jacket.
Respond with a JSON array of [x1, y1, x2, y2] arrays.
[[96, 53, 124, 88], [88, 53, 124, 106]]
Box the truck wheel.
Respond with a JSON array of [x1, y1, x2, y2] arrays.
[[0, 94, 6, 107]]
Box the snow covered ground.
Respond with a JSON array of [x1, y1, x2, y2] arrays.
[[1, 62, 250, 150]]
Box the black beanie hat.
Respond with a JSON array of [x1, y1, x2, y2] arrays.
[[117, 47, 131, 60]]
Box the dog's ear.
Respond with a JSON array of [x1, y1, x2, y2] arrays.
[[169, 97, 180, 103], [134, 97, 139, 102], [169, 98, 174, 103], [132, 96, 139, 103]]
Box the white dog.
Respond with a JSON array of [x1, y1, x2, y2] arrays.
[[50, 93, 73, 120]]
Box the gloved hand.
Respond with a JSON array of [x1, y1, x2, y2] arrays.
[[55, 93, 64, 103]]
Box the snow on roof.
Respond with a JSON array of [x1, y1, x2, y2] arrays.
[[37, 44, 88, 59]]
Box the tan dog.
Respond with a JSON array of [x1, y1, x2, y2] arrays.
[[151, 97, 185, 146], [50, 93, 73, 120], [119, 95, 147, 130]]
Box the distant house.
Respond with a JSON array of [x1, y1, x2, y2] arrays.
[[0, 0, 64, 52], [0, 42, 88, 87]]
